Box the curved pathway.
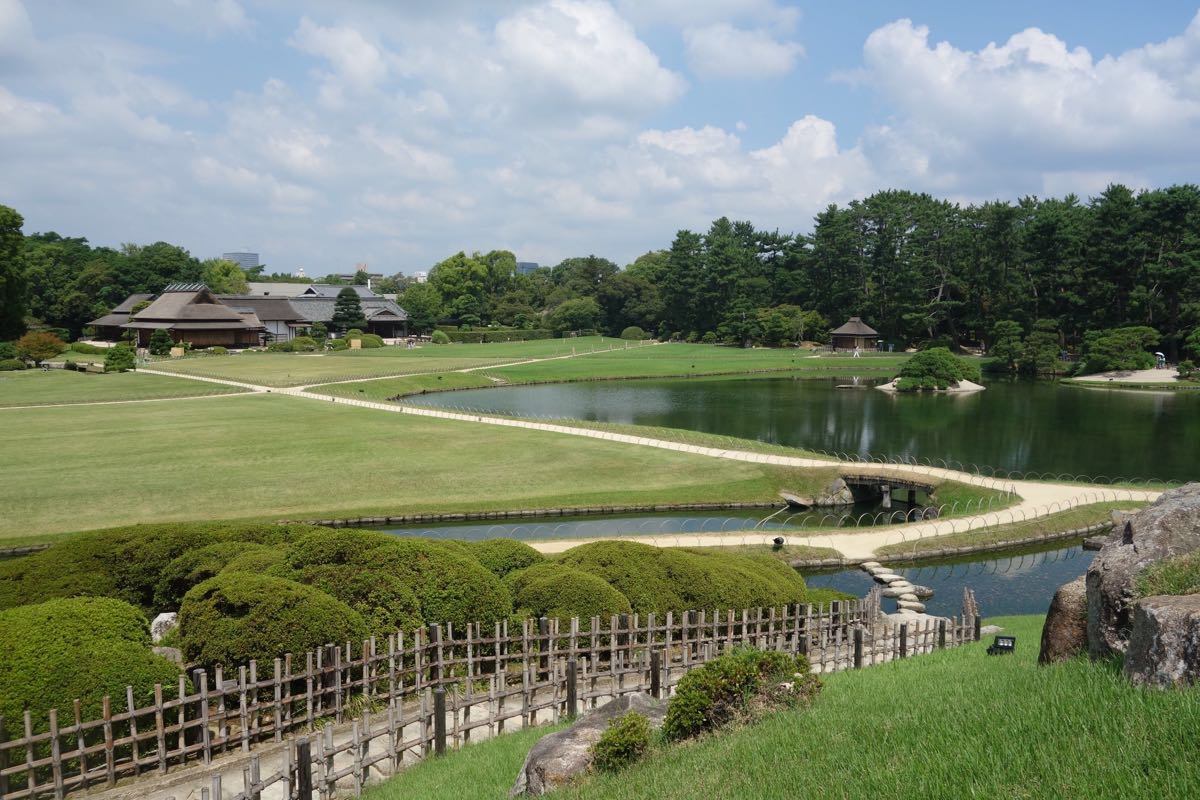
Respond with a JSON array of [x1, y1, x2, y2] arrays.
[[131, 360, 1162, 560]]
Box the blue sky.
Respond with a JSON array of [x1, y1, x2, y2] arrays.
[[2, 1, 1199, 276]]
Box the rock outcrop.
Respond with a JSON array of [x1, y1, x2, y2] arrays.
[[1086, 483, 1200, 659], [511, 693, 665, 796], [1123, 595, 1200, 688], [1038, 576, 1088, 664]]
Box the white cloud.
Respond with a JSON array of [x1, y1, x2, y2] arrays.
[[616, 0, 799, 32], [290, 16, 389, 101], [684, 23, 802, 78]]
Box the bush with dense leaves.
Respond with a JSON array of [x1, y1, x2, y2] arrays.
[[591, 711, 651, 772], [282, 529, 512, 631], [0, 341, 15, 359], [266, 340, 293, 352], [0, 598, 183, 730], [149, 328, 174, 356], [290, 336, 318, 352], [16, 331, 66, 364], [506, 562, 632, 623], [895, 347, 980, 390], [662, 649, 813, 741], [104, 344, 137, 372], [619, 326, 646, 340], [292, 565, 422, 639], [70, 342, 107, 354], [467, 539, 544, 578], [1078, 326, 1159, 374], [326, 337, 349, 351], [179, 573, 367, 670], [556, 541, 810, 615], [0, 522, 319, 612], [430, 330, 450, 344], [220, 546, 289, 575], [154, 542, 274, 609], [0, 357, 25, 370], [206, 346, 228, 355]]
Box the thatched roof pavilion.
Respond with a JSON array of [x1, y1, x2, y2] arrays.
[[830, 317, 879, 351]]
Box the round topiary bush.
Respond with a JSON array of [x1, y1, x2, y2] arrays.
[[619, 326, 646, 341], [290, 336, 318, 352], [0, 357, 26, 370], [468, 539, 545, 578], [292, 564, 422, 639], [207, 346, 228, 355], [0, 597, 183, 729], [154, 542, 274, 609], [326, 338, 349, 350], [430, 330, 450, 344], [179, 573, 367, 670], [220, 546, 289, 575], [896, 347, 981, 390], [678, 549, 809, 611], [506, 563, 632, 624]]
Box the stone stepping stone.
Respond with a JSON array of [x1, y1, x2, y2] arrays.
[[873, 573, 904, 584], [897, 593, 920, 603], [897, 600, 926, 612], [881, 587, 910, 598], [910, 585, 934, 599], [860, 561, 883, 571]]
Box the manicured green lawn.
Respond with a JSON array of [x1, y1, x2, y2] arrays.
[[0, 369, 245, 407], [365, 615, 1200, 800], [0, 394, 831, 543]]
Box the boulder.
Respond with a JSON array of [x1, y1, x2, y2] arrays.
[[980, 625, 1004, 637], [151, 612, 179, 644], [511, 693, 665, 796], [1123, 595, 1200, 688], [152, 646, 183, 664], [1038, 576, 1088, 664], [909, 585, 935, 599], [873, 573, 904, 584], [880, 587, 910, 599], [897, 593, 920, 603], [1087, 483, 1200, 658], [896, 600, 926, 612], [860, 561, 883, 571], [814, 478, 854, 507]]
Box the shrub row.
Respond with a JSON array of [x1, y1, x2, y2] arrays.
[[0, 358, 26, 371], [445, 329, 554, 343]]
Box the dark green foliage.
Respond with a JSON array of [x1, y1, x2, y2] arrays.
[[332, 288, 368, 332], [988, 320, 1023, 373], [506, 563, 632, 623], [283, 529, 513, 630], [0, 521, 318, 612], [556, 541, 809, 615], [290, 335, 318, 352], [220, 546, 289, 575], [0, 598, 183, 729], [591, 711, 651, 772], [1078, 326, 1159, 373], [326, 337, 349, 351], [291, 564, 422, 638], [662, 649, 813, 741], [154, 542, 273, 609], [206, 346, 228, 355], [266, 340, 293, 352], [149, 328, 174, 356], [0, 341, 15, 359], [619, 326, 646, 340], [70, 342, 107, 354], [104, 344, 137, 372], [346, 331, 385, 347], [179, 573, 367, 670], [430, 330, 450, 344], [0, 357, 25, 370], [1135, 552, 1200, 597], [1178, 360, 1197, 380], [0, 205, 27, 339], [467, 539, 544, 578], [896, 347, 981, 391]]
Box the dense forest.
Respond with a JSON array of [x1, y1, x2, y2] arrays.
[[2, 183, 1199, 360]]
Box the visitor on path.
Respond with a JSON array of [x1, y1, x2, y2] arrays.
[[852, 346, 861, 358]]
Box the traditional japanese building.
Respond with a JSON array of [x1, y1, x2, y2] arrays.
[[116, 283, 266, 348], [829, 317, 879, 351]]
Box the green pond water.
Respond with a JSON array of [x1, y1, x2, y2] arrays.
[[405, 375, 1200, 482]]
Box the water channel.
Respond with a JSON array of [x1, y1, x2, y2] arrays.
[[404, 374, 1200, 482]]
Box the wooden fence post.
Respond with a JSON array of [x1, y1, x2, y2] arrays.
[[296, 737, 313, 800], [566, 659, 578, 719], [900, 624, 908, 658], [853, 627, 864, 669], [650, 651, 661, 699], [938, 619, 947, 650], [433, 687, 447, 756], [974, 616, 982, 642]]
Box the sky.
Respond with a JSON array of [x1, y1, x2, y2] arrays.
[[2, 1, 1200, 276]]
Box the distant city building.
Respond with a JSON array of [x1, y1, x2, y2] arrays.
[[413, 271, 429, 284], [516, 261, 539, 275], [222, 252, 260, 270]]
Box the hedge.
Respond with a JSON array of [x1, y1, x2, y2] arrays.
[[0, 522, 321, 612], [0, 358, 26, 371], [506, 563, 632, 624], [154, 542, 274, 609], [70, 342, 108, 354], [179, 573, 367, 670], [283, 529, 513, 631], [0, 598, 183, 730], [220, 546, 289, 575], [445, 329, 553, 343], [467, 539, 544, 578], [293, 564, 422, 639]]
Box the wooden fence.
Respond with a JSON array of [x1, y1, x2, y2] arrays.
[[0, 596, 980, 800]]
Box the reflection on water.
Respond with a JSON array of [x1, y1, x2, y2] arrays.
[[405, 375, 1200, 481], [802, 543, 1096, 617]]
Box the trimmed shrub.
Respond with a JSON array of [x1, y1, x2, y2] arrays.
[[16, 331, 66, 363], [896, 347, 981, 390], [355, 333, 385, 348], [619, 326, 646, 340], [104, 344, 137, 372], [0, 598, 183, 729], [0, 341, 15, 359], [154, 542, 273, 609], [662, 649, 812, 741], [290, 336, 318, 352], [0, 521, 319, 612], [294, 565, 422, 638], [70, 342, 107, 354], [430, 330, 450, 344], [326, 338, 349, 351], [149, 328, 174, 356], [0, 358, 25, 371], [179, 573, 367, 670], [506, 563, 632, 624], [220, 546, 289, 575], [266, 340, 293, 352], [283, 529, 513, 630], [207, 346, 228, 355], [467, 539, 545, 578], [591, 711, 651, 772]]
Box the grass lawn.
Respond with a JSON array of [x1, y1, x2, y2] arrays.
[[366, 615, 1200, 800], [0, 369, 245, 407], [874, 501, 1148, 558], [0, 394, 846, 544]]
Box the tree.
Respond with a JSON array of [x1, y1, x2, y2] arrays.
[[1079, 326, 1159, 373], [15, 331, 66, 364], [0, 205, 27, 339], [331, 288, 367, 333], [547, 297, 602, 333], [896, 346, 980, 390], [200, 259, 249, 294], [104, 345, 137, 372], [149, 328, 174, 356], [397, 284, 445, 334], [988, 320, 1024, 373], [1019, 319, 1062, 375], [352, 270, 371, 286]]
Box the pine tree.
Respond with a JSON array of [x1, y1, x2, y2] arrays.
[[331, 288, 367, 333]]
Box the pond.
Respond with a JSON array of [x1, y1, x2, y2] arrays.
[[404, 375, 1200, 482], [803, 541, 1095, 617]]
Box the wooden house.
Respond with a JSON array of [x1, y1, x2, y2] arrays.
[[830, 317, 879, 351]]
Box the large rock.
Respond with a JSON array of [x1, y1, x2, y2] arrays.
[[511, 693, 665, 796], [814, 478, 854, 507], [1123, 594, 1200, 688], [151, 612, 178, 644], [1039, 576, 1088, 664], [1087, 483, 1200, 659]]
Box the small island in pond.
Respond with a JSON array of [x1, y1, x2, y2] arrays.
[[877, 347, 985, 393]]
